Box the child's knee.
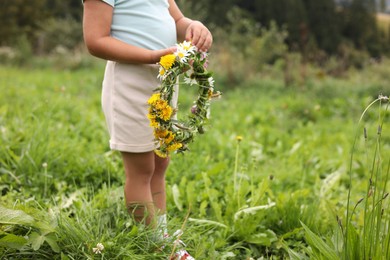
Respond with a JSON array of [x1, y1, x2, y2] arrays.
[[122, 151, 156, 178], [154, 156, 170, 175]]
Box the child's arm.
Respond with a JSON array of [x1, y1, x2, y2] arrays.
[[168, 0, 213, 52], [83, 0, 175, 63]]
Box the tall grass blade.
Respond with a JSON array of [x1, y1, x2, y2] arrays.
[[301, 222, 339, 260]]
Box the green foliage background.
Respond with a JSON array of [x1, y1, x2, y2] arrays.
[[1, 0, 390, 259], [1, 0, 389, 57]]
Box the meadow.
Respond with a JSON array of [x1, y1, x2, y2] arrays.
[[1, 56, 390, 259]]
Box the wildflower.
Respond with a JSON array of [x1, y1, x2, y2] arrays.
[[179, 41, 196, 53], [154, 128, 168, 139], [149, 117, 159, 127], [160, 54, 176, 70], [175, 49, 188, 62], [154, 149, 167, 158], [174, 41, 196, 63], [148, 93, 161, 105], [158, 67, 166, 79], [92, 243, 104, 254], [42, 162, 48, 168], [191, 105, 198, 114], [167, 142, 183, 152], [236, 136, 243, 142], [200, 51, 208, 61], [155, 99, 169, 110], [164, 131, 175, 144], [160, 105, 173, 121]]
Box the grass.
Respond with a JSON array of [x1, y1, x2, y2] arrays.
[[1, 57, 390, 259]]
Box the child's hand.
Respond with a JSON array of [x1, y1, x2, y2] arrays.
[[185, 21, 213, 52]]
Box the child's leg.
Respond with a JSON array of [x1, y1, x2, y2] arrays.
[[121, 151, 170, 226], [151, 155, 169, 213], [151, 155, 170, 235], [121, 151, 157, 225]]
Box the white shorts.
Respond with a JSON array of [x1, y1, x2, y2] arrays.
[[101, 61, 178, 153]]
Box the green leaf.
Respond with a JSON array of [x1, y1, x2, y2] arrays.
[[61, 252, 70, 260], [234, 202, 276, 221], [188, 217, 228, 229], [45, 233, 61, 253], [301, 221, 339, 260], [0, 205, 35, 226], [202, 172, 223, 223], [128, 224, 139, 237], [29, 232, 45, 251], [172, 184, 183, 211], [0, 232, 28, 250], [251, 179, 269, 206], [284, 245, 309, 260], [245, 230, 277, 246]]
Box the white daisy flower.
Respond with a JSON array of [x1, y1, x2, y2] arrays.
[[175, 48, 190, 63], [157, 67, 167, 80], [179, 40, 197, 53]]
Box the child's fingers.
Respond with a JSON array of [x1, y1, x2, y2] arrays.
[[185, 21, 213, 51], [185, 27, 194, 43], [200, 36, 213, 52], [188, 30, 211, 51], [194, 32, 212, 52]]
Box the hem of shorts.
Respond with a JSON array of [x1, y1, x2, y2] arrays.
[[110, 141, 157, 153]]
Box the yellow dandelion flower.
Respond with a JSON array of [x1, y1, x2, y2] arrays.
[[147, 113, 159, 127], [150, 118, 158, 127], [167, 142, 183, 152], [164, 131, 175, 144], [160, 54, 176, 70], [148, 93, 161, 105], [160, 106, 173, 121], [147, 113, 155, 120], [236, 136, 243, 142], [155, 100, 168, 110], [154, 129, 168, 139], [155, 149, 168, 158]]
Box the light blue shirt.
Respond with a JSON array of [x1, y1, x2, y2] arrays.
[[101, 0, 177, 50]]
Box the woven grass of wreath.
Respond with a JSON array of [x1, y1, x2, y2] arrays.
[[147, 41, 221, 158]]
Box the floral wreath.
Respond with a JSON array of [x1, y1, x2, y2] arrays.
[[147, 41, 221, 158]]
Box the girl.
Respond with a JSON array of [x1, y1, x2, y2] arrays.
[[83, 0, 212, 258]]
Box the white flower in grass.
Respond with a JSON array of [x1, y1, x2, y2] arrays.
[[92, 243, 104, 254]]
